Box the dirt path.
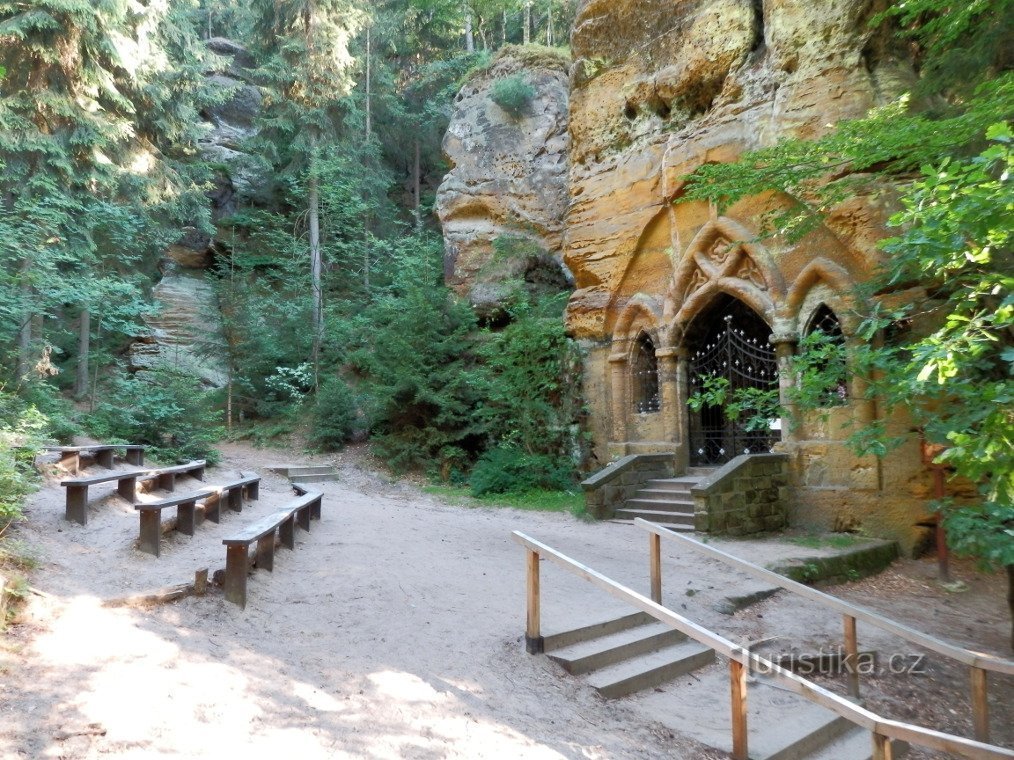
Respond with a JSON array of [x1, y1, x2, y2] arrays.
[[0, 443, 1010, 758]]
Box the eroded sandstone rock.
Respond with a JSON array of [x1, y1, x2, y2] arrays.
[[436, 47, 572, 319]]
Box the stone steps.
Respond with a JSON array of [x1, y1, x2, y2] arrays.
[[616, 471, 712, 530], [268, 464, 338, 484], [543, 613, 715, 700], [613, 508, 694, 528]]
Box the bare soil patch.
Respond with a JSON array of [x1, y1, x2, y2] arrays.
[[0, 442, 1009, 758]]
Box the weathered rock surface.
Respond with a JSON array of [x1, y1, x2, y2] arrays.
[[171, 38, 266, 268], [436, 47, 572, 318], [564, 0, 912, 338], [129, 265, 228, 389]]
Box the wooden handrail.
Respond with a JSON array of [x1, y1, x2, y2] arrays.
[[512, 530, 1014, 760], [633, 519, 1014, 676], [635, 518, 1014, 745]]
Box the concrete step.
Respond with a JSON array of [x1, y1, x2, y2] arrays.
[[586, 640, 715, 699], [643, 479, 695, 492], [290, 473, 338, 484], [636, 665, 879, 760], [543, 611, 654, 653], [614, 509, 694, 528], [805, 726, 909, 760], [686, 467, 716, 477], [267, 464, 335, 477], [548, 622, 687, 675], [625, 497, 694, 512], [634, 489, 695, 502]]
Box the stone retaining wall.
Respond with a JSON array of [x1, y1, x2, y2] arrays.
[[692, 453, 789, 535], [581, 453, 676, 520]]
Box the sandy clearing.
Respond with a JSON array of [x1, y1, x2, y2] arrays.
[[1, 442, 1010, 759]]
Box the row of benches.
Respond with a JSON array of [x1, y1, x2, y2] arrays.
[[60, 460, 208, 525], [55, 447, 325, 608], [45, 444, 145, 473]]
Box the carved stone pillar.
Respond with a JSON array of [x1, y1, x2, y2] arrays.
[[608, 353, 628, 443], [770, 334, 798, 443], [675, 346, 690, 470], [656, 348, 678, 443]]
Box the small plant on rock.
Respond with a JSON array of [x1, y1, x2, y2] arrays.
[[489, 74, 535, 118]]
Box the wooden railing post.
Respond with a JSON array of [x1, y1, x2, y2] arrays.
[[970, 666, 989, 742], [730, 658, 748, 760], [872, 733, 894, 760], [649, 532, 662, 603], [843, 614, 860, 698], [526, 548, 543, 654]]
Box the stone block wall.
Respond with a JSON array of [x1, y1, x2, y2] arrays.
[[692, 453, 789, 536], [582, 453, 676, 519]]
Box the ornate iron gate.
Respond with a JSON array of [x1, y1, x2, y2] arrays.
[[688, 314, 779, 466]]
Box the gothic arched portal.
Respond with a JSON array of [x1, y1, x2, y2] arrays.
[[684, 295, 779, 466]]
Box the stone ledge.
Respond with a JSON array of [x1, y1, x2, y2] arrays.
[[581, 452, 675, 490], [691, 453, 790, 497]]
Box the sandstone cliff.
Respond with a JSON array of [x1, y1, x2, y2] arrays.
[[436, 47, 572, 319], [565, 0, 915, 339]]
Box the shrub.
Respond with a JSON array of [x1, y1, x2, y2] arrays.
[[0, 390, 50, 527], [85, 366, 222, 465], [469, 445, 575, 497], [489, 74, 535, 118], [309, 377, 358, 451]]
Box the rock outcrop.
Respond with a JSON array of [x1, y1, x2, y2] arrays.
[[436, 47, 572, 319], [172, 38, 266, 269]]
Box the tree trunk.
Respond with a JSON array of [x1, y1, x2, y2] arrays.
[[308, 153, 323, 375], [365, 25, 372, 139], [523, 2, 531, 44], [413, 138, 422, 230], [75, 307, 90, 398], [16, 259, 31, 383], [503, 9, 507, 46], [546, 1, 553, 45], [464, 9, 475, 53], [1008, 563, 1013, 652]]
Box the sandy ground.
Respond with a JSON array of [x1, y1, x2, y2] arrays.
[[0, 442, 1010, 759]]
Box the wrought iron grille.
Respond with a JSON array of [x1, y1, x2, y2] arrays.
[[633, 333, 660, 413], [688, 314, 778, 466]]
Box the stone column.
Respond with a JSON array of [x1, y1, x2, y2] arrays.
[[770, 334, 799, 443], [656, 348, 678, 444], [675, 346, 690, 471], [608, 353, 628, 444]]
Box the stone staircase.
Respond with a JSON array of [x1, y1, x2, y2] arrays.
[[543, 611, 908, 760], [267, 464, 338, 484], [613, 467, 714, 530]]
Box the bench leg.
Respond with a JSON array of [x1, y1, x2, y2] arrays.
[[224, 545, 248, 608], [280, 515, 295, 549], [203, 494, 220, 524], [126, 449, 143, 466], [228, 487, 242, 512], [177, 500, 197, 536], [60, 450, 80, 474], [138, 511, 161, 556], [96, 449, 114, 468], [118, 476, 137, 502], [193, 466, 205, 481], [256, 533, 275, 572], [246, 481, 259, 501], [311, 496, 322, 521], [297, 506, 311, 532], [66, 486, 88, 525], [157, 473, 176, 492]]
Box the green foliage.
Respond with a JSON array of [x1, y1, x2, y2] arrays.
[[309, 377, 359, 451], [468, 445, 575, 496], [347, 234, 481, 474], [85, 368, 222, 466], [489, 74, 536, 117]]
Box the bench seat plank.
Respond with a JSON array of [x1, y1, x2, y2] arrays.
[[222, 491, 323, 608], [60, 460, 205, 525]]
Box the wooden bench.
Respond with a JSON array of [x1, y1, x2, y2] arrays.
[[44, 444, 145, 473], [134, 472, 261, 556], [222, 490, 323, 608], [60, 460, 206, 525]]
